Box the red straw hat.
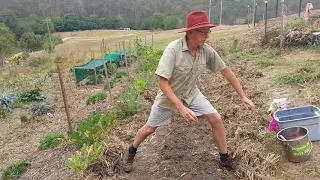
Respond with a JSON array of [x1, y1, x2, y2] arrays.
[[179, 10, 218, 33]]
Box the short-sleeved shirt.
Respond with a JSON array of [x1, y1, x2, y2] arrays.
[[154, 36, 226, 111]]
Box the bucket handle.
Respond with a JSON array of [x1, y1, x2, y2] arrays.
[[285, 140, 313, 155]]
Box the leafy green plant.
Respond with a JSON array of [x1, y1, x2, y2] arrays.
[[106, 78, 121, 89], [136, 39, 163, 73], [107, 63, 117, 75], [0, 94, 22, 117], [19, 88, 45, 102], [68, 110, 117, 149], [116, 86, 145, 118], [116, 71, 127, 78], [20, 115, 28, 122], [2, 160, 30, 180], [38, 134, 65, 151], [68, 142, 102, 178], [86, 74, 104, 85], [30, 102, 54, 116], [86, 93, 106, 105], [135, 79, 147, 91]]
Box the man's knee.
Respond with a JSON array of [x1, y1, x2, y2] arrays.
[[205, 113, 223, 126], [143, 125, 157, 134]]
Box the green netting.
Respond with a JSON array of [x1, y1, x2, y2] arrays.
[[74, 49, 135, 83]]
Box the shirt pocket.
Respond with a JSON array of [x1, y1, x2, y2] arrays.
[[171, 66, 191, 81], [196, 64, 207, 76]]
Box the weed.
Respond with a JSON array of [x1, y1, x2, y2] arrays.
[[2, 160, 30, 180], [20, 115, 28, 122], [276, 67, 314, 85], [86, 93, 106, 105], [38, 134, 65, 151]]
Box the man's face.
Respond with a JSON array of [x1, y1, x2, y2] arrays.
[[189, 27, 211, 46]]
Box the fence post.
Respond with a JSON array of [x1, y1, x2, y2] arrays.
[[254, 3, 257, 27], [122, 41, 129, 76], [280, 0, 285, 49], [93, 52, 97, 84], [265, 1, 268, 35], [101, 45, 112, 100], [299, 0, 302, 17], [56, 60, 73, 132]]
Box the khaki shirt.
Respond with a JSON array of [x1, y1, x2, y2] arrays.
[[154, 36, 226, 111]]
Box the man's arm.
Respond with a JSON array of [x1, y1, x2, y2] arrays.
[[159, 76, 198, 122], [220, 67, 255, 111]]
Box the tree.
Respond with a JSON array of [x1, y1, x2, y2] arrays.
[[19, 32, 42, 52], [63, 13, 85, 31], [149, 13, 165, 30], [51, 16, 64, 32], [0, 8, 18, 30], [13, 19, 33, 38], [84, 15, 99, 30], [0, 23, 18, 66], [163, 15, 180, 30]]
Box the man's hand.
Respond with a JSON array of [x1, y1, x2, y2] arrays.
[[240, 96, 255, 111], [177, 105, 198, 122]]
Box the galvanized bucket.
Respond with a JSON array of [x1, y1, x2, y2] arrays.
[[277, 126, 312, 163]]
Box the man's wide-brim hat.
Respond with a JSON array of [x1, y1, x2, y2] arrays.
[[179, 10, 218, 33]]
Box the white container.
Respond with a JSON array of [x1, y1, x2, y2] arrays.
[[274, 105, 320, 141]]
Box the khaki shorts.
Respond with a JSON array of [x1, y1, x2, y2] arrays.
[[146, 93, 217, 127]]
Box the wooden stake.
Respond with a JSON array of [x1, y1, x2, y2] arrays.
[[101, 45, 112, 100], [56, 62, 73, 132], [108, 47, 116, 78], [280, 0, 284, 49], [152, 35, 154, 46], [122, 41, 129, 76], [93, 52, 97, 84], [254, 3, 257, 27], [119, 42, 123, 64], [276, 0, 279, 17], [144, 36, 147, 45], [265, 1, 268, 35], [248, 5, 250, 29], [299, 0, 302, 17]]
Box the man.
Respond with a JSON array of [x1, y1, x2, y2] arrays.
[[123, 10, 255, 172]]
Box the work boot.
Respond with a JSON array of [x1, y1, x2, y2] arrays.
[[122, 150, 136, 172], [220, 157, 237, 171]]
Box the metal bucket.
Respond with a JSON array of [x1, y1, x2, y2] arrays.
[[277, 126, 312, 163]]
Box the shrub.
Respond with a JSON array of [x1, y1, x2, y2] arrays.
[[38, 134, 65, 151], [2, 160, 30, 180]]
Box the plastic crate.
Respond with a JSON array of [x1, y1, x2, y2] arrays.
[[274, 105, 320, 141]]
